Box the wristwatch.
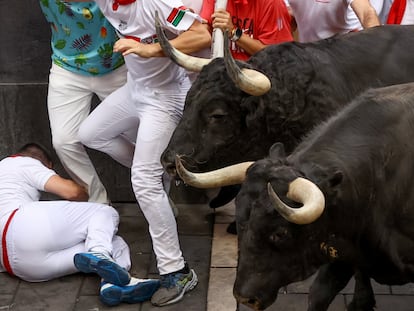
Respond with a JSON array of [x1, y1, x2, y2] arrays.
[[230, 27, 243, 42]]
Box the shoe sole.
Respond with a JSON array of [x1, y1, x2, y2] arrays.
[[100, 280, 161, 306], [74, 254, 130, 286], [153, 269, 199, 307]]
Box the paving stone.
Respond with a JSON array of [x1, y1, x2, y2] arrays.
[[208, 267, 237, 311], [79, 274, 100, 296], [286, 273, 316, 293], [12, 276, 80, 311], [374, 295, 414, 311], [176, 203, 214, 236], [0, 273, 19, 294], [340, 277, 391, 294], [117, 215, 153, 255], [115, 202, 141, 217], [214, 200, 236, 225], [211, 224, 238, 268], [345, 294, 414, 311], [0, 295, 14, 309], [392, 283, 414, 295], [265, 293, 309, 311], [170, 183, 210, 204], [75, 295, 140, 311]]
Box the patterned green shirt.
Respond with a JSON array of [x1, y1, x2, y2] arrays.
[[39, 0, 125, 76]]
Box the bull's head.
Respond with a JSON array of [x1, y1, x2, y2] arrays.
[[175, 144, 329, 310], [156, 12, 274, 177], [234, 155, 327, 310], [175, 154, 325, 224]]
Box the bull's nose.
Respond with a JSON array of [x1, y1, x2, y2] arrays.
[[161, 150, 176, 173], [235, 296, 264, 311], [162, 161, 177, 177]]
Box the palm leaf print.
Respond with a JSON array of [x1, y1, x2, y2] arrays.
[[72, 34, 92, 51]]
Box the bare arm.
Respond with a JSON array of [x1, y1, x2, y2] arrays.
[[114, 20, 211, 57], [44, 175, 89, 201], [211, 9, 266, 56], [351, 0, 381, 28]]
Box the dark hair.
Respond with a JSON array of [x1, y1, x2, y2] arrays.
[[18, 142, 53, 167]]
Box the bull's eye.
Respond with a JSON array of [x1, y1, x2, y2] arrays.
[[209, 113, 226, 121], [269, 227, 290, 245], [207, 108, 227, 122]]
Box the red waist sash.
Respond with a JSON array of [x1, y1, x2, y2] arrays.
[[2, 209, 18, 275]]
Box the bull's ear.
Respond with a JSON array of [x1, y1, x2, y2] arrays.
[[269, 142, 285, 159], [328, 170, 343, 187]]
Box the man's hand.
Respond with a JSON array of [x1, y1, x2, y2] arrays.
[[211, 9, 234, 34], [114, 38, 163, 57]]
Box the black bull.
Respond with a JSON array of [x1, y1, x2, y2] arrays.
[[161, 25, 414, 175], [234, 83, 414, 310]]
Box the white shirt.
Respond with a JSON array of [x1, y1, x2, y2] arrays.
[[288, 0, 383, 42], [401, 0, 414, 24], [94, 0, 203, 87], [0, 156, 55, 220]]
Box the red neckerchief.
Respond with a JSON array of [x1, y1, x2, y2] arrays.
[[234, 0, 248, 4], [113, 0, 136, 11], [387, 0, 406, 24]]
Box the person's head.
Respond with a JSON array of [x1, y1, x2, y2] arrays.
[[18, 142, 53, 169]]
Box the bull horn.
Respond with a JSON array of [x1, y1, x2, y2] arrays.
[[223, 31, 271, 96], [175, 155, 254, 188], [267, 178, 325, 224], [155, 11, 212, 72]]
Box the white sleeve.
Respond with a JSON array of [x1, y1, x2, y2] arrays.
[[22, 158, 57, 191], [368, 0, 384, 16], [153, 0, 204, 34]]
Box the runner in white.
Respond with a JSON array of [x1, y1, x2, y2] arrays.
[[73, 0, 211, 306], [0, 143, 159, 306], [287, 0, 382, 42]]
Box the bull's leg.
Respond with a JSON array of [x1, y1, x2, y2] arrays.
[[307, 262, 354, 311], [347, 270, 375, 311]]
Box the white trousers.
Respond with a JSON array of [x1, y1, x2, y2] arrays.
[[1, 201, 130, 282], [47, 63, 128, 204], [79, 75, 191, 274]]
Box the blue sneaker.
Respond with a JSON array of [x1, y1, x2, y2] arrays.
[[100, 277, 160, 306], [150, 263, 198, 306], [74, 252, 130, 286]]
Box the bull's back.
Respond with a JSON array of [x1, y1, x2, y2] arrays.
[[251, 25, 414, 96], [245, 25, 414, 153]]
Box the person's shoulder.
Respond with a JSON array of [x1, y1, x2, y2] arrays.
[[0, 156, 35, 169]]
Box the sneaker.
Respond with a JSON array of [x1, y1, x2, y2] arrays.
[[100, 277, 160, 306], [151, 263, 198, 306], [74, 252, 130, 286]]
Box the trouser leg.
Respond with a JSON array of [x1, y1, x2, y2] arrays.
[[7, 201, 129, 281], [47, 64, 109, 203]]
